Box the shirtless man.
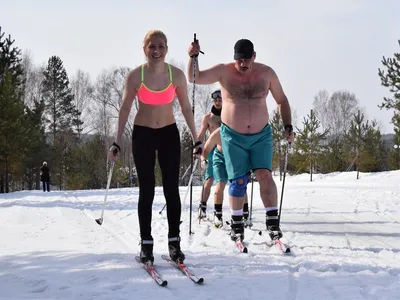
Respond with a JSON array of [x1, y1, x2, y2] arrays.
[[188, 38, 294, 242], [196, 89, 223, 225]]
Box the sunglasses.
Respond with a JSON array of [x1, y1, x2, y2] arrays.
[[211, 91, 221, 100]]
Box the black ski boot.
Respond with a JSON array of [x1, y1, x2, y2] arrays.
[[213, 204, 223, 228], [198, 202, 207, 219], [139, 239, 154, 264], [230, 215, 244, 241], [266, 209, 283, 240], [168, 236, 185, 263], [243, 203, 251, 228]]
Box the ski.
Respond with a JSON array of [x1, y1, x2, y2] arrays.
[[135, 256, 168, 287], [161, 255, 204, 284], [258, 230, 291, 254], [267, 239, 291, 254], [235, 240, 248, 253]]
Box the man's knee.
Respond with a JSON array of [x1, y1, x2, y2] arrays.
[[214, 182, 226, 194], [255, 169, 273, 187], [204, 177, 213, 188], [228, 174, 249, 197]]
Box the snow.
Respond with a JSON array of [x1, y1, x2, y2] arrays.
[[1, 171, 400, 300]]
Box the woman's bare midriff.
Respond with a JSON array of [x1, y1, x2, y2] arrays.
[[134, 102, 176, 128]]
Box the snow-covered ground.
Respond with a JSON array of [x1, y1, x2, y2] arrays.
[[1, 171, 399, 300]]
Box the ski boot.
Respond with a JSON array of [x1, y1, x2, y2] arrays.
[[213, 210, 223, 228], [168, 236, 185, 263], [230, 215, 245, 242], [198, 202, 207, 221], [266, 210, 283, 240], [139, 239, 154, 264]]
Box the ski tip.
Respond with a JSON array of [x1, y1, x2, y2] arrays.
[[243, 247, 248, 253], [285, 248, 291, 253], [95, 218, 103, 225], [161, 280, 168, 287], [197, 277, 204, 284]]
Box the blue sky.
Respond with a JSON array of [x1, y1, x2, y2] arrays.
[[1, 0, 399, 133]]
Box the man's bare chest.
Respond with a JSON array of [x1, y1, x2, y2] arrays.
[[208, 114, 221, 130], [224, 76, 269, 99]]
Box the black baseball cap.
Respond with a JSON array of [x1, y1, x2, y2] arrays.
[[234, 39, 254, 60]]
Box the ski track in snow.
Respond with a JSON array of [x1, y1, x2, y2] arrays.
[[0, 171, 400, 299]]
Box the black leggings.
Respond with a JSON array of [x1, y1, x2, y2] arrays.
[[132, 123, 181, 241]]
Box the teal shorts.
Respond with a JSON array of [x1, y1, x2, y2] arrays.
[[220, 123, 273, 180], [204, 146, 216, 180], [212, 148, 228, 183]]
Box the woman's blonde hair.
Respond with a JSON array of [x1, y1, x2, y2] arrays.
[[143, 30, 168, 48]]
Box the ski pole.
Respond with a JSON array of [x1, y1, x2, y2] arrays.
[[249, 172, 254, 223], [182, 158, 199, 214], [189, 33, 197, 235], [278, 142, 291, 224], [95, 161, 115, 225], [158, 164, 193, 215]]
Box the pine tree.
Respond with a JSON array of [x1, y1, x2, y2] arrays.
[[0, 27, 23, 87], [41, 56, 77, 189], [344, 110, 364, 179], [319, 137, 347, 173], [295, 109, 329, 181], [343, 111, 383, 177], [0, 72, 27, 192], [390, 112, 400, 169], [0, 28, 25, 193], [270, 108, 284, 179], [42, 56, 76, 141], [24, 99, 47, 189], [361, 121, 385, 172], [378, 40, 400, 112]]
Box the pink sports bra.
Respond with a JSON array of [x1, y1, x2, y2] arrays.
[[136, 64, 176, 105]]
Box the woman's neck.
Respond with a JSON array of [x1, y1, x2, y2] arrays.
[[146, 61, 166, 74]]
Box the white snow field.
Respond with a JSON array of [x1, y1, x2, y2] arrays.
[[1, 171, 399, 300]]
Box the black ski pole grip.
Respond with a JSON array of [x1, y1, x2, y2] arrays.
[[194, 33, 204, 55]]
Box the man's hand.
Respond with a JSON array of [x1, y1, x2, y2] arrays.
[[108, 142, 121, 162], [200, 157, 208, 170], [188, 39, 201, 58], [193, 141, 203, 158], [283, 125, 295, 143]]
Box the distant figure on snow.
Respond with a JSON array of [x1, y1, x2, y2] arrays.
[[40, 161, 50, 192]]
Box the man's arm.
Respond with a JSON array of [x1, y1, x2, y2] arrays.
[[201, 128, 221, 161], [115, 69, 139, 145], [269, 68, 291, 126], [197, 115, 209, 142], [175, 68, 199, 143], [187, 58, 225, 85]]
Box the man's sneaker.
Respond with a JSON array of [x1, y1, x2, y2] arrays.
[[230, 215, 244, 241], [168, 237, 185, 263], [139, 239, 154, 264], [213, 211, 223, 228]]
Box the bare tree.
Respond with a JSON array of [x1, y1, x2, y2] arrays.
[[313, 90, 330, 132], [21, 50, 45, 108], [70, 69, 93, 139], [92, 69, 114, 138], [313, 90, 359, 137], [327, 91, 359, 137]]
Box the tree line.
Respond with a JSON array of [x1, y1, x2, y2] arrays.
[[1, 27, 399, 192]]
